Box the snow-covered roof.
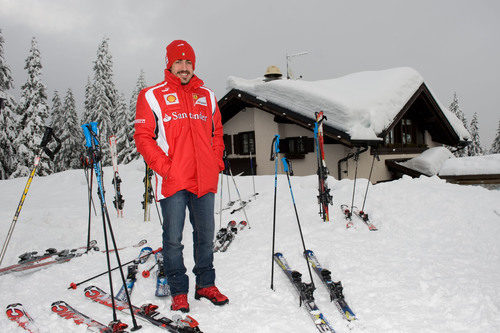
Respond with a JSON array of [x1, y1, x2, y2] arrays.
[[439, 154, 500, 176], [227, 67, 469, 141], [398, 147, 500, 176]]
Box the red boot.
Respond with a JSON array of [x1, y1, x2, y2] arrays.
[[194, 286, 229, 306], [171, 294, 189, 313]]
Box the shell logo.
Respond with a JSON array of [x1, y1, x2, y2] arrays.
[[166, 95, 177, 103]]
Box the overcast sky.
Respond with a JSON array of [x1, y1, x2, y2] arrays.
[[1, 0, 499, 148]]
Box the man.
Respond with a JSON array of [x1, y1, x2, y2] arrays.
[[134, 40, 228, 312]]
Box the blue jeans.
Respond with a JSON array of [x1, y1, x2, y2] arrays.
[[160, 190, 215, 296]]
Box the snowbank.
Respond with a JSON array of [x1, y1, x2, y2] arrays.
[[1, 160, 499, 332]]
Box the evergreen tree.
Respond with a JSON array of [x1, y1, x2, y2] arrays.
[[114, 92, 128, 164], [448, 92, 469, 157], [11, 37, 51, 178], [120, 70, 146, 164], [82, 76, 94, 125], [50, 90, 64, 172], [468, 112, 483, 156], [86, 38, 118, 165], [489, 120, 500, 154], [0, 29, 18, 179], [60, 88, 83, 169]]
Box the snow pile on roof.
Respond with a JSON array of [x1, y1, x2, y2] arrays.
[[439, 153, 500, 176], [398, 147, 500, 176], [227, 67, 470, 142], [398, 147, 454, 176]]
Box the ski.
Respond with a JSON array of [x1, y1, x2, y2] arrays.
[[229, 201, 249, 215], [142, 162, 154, 222], [352, 207, 378, 231], [340, 204, 354, 229], [304, 250, 357, 322], [100, 239, 147, 253], [84, 285, 202, 332], [109, 135, 125, 218], [0, 240, 98, 277], [314, 111, 333, 222], [51, 300, 128, 332], [154, 251, 170, 297], [274, 252, 336, 333], [116, 247, 153, 302], [215, 220, 247, 253], [6, 303, 40, 333]]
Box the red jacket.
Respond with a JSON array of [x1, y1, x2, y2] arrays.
[[134, 70, 225, 199]]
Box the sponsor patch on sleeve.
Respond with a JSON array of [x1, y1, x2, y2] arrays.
[[134, 119, 146, 124]]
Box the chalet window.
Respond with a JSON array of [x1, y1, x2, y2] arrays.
[[233, 131, 255, 155], [383, 117, 426, 153], [279, 136, 315, 159], [223, 134, 232, 155]]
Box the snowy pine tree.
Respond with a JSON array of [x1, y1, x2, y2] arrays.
[[489, 120, 500, 154], [468, 112, 483, 156], [114, 92, 128, 164], [11, 37, 51, 178], [60, 88, 84, 169], [50, 91, 64, 172], [448, 92, 469, 157], [0, 29, 18, 179], [0, 29, 17, 179], [82, 77, 94, 125], [85, 38, 118, 165], [120, 70, 146, 164]]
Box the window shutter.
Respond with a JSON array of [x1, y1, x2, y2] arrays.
[[233, 133, 241, 155]]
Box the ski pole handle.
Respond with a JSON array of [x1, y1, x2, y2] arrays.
[[270, 135, 280, 161], [40, 126, 62, 160]]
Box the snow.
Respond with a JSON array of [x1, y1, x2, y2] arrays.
[[398, 147, 454, 176], [440, 154, 500, 176], [227, 67, 470, 141], [1, 160, 500, 332], [398, 148, 500, 177]]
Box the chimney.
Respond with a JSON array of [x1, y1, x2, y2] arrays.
[[264, 65, 283, 82]]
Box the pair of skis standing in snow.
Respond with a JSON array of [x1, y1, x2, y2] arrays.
[[314, 111, 378, 231]]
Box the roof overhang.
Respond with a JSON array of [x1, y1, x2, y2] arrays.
[[219, 89, 379, 147], [381, 83, 463, 146]]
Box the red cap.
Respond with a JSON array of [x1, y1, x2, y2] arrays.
[[165, 40, 196, 70]]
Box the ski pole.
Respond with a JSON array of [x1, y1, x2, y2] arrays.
[[349, 148, 360, 216], [281, 157, 315, 288], [225, 158, 250, 228], [270, 135, 279, 290], [150, 180, 163, 227], [249, 150, 258, 197], [142, 261, 158, 278], [361, 148, 379, 212], [0, 126, 61, 267], [82, 123, 141, 330], [218, 170, 224, 229], [69, 248, 161, 289]]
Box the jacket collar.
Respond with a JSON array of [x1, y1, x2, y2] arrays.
[[164, 69, 204, 91]]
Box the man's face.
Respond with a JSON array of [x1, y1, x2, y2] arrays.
[[170, 59, 194, 84]]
